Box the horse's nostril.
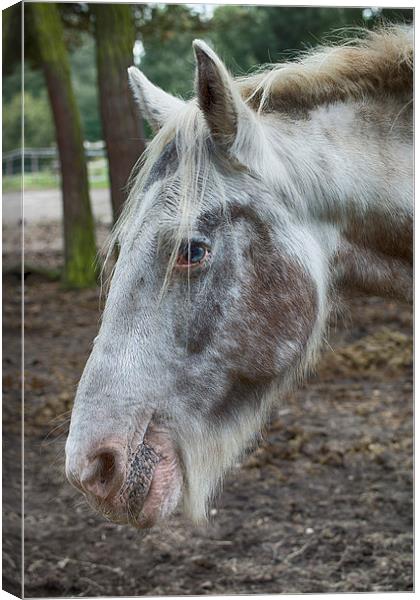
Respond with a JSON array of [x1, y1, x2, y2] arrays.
[[80, 448, 124, 501], [98, 452, 115, 485]]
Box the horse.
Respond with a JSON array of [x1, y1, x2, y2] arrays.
[[65, 25, 413, 529]]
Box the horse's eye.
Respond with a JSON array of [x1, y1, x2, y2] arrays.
[[176, 241, 210, 268]]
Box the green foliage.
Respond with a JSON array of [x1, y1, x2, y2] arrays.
[[3, 90, 55, 153], [4, 62, 45, 104], [138, 4, 413, 101], [138, 4, 208, 99], [210, 6, 365, 73], [381, 8, 414, 23], [3, 63, 56, 151], [3, 36, 100, 151], [4, 4, 414, 152], [2, 93, 22, 153], [23, 92, 55, 150], [3, 4, 22, 76]]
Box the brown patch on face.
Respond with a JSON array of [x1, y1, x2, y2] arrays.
[[240, 230, 316, 378], [170, 204, 318, 422], [211, 207, 318, 417]]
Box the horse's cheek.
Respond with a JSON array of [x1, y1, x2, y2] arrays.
[[232, 254, 318, 380]]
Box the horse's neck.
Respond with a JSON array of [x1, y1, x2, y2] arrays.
[[272, 99, 413, 300]]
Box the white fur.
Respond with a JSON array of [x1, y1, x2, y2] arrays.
[[68, 29, 412, 526]]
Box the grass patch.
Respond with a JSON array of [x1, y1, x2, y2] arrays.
[[3, 159, 109, 192]]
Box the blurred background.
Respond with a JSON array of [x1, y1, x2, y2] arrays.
[[2, 3, 413, 286], [2, 3, 413, 597]]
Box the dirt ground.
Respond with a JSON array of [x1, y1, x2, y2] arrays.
[[3, 222, 413, 597]]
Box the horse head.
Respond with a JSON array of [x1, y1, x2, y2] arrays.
[[66, 30, 412, 528]]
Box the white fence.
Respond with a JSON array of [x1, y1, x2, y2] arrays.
[[2, 141, 106, 175]]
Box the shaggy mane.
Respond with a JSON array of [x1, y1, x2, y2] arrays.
[[238, 24, 413, 113], [104, 24, 413, 286]]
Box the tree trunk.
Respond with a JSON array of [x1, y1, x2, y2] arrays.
[[93, 4, 145, 223], [31, 3, 97, 288]]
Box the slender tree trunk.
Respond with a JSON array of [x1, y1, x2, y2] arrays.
[[93, 4, 145, 223], [31, 3, 97, 288]]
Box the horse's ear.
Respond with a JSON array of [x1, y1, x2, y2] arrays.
[[128, 66, 185, 132], [193, 40, 249, 150]]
